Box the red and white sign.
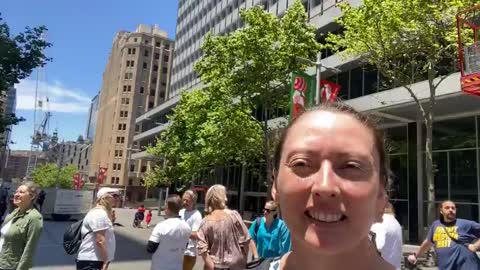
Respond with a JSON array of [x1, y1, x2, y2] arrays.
[[320, 80, 341, 103], [73, 173, 83, 190], [97, 167, 108, 185]]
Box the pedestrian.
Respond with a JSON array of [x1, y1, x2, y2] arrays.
[[249, 200, 291, 259], [146, 210, 152, 228], [0, 181, 43, 270], [0, 187, 8, 222], [197, 184, 251, 270], [254, 102, 393, 270], [147, 195, 191, 270], [133, 204, 146, 228], [179, 189, 203, 270], [76, 187, 120, 270], [408, 200, 480, 270], [111, 209, 116, 224], [36, 189, 46, 212], [370, 202, 403, 270]]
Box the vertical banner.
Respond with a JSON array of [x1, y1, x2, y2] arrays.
[[73, 173, 81, 190], [320, 80, 341, 103], [97, 167, 108, 185], [289, 72, 316, 121]]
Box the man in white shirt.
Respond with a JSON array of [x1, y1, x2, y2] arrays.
[[370, 202, 403, 270], [147, 195, 191, 270], [179, 190, 203, 270]]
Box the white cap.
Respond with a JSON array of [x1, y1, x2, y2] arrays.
[[97, 187, 120, 199]]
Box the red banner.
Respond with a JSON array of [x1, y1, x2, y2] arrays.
[[73, 173, 81, 190], [97, 167, 108, 185], [320, 80, 341, 103]]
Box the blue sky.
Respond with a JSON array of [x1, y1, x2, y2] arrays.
[[2, 0, 179, 150]]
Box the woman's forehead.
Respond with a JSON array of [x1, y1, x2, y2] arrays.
[[285, 111, 374, 147]]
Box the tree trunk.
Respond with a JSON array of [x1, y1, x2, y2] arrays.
[[425, 66, 436, 225], [263, 107, 272, 199]]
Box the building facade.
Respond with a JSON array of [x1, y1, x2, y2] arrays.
[[134, 0, 480, 243], [85, 94, 100, 142], [90, 24, 174, 202], [0, 87, 17, 180], [2, 150, 47, 181]]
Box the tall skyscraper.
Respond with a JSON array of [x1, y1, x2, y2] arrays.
[[90, 24, 174, 195], [85, 94, 99, 142]]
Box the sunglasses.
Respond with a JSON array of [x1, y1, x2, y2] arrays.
[[264, 208, 276, 213]]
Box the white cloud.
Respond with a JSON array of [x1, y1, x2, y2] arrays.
[[15, 79, 92, 113]]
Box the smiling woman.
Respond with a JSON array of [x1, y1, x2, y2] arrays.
[[259, 102, 394, 270]]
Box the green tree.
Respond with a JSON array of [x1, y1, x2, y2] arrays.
[[325, 0, 475, 225], [194, 0, 320, 184], [31, 163, 77, 189], [0, 14, 51, 132], [146, 88, 263, 188]]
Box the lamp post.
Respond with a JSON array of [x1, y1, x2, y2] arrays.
[[125, 148, 141, 207], [296, 52, 341, 105]]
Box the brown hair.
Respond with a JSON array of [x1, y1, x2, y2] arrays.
[[273, 102, 389, 187], [166, 195, 183, 214], [20, 181, 40, 205]]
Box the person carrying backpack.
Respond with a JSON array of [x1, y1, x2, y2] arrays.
[[76, 187, 119, 270], [249, 201, 291, 259]]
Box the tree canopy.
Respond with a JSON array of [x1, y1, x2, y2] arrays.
[[146, 1, 320, 187], [0, 14, 51, 135], [31, 163, 77, 189]]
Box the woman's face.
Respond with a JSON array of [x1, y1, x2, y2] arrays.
[[272, 111, 386, 254], [14, 185, 34, 209], [263, 203, 277, 218]]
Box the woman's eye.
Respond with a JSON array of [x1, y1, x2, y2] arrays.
[[341, 161, 363, 170], [290, 159, 309, 167]]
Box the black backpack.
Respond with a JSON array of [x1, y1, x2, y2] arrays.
[[63, 219, 92, 255]]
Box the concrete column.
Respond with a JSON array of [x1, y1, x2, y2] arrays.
[[416, 119, 424, 240]]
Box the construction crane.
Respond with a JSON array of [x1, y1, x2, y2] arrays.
[[25, 40, 53, 179]]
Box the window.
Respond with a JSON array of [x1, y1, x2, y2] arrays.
[[148, 102, 154, 109], [115, 177, 120, 185], [124, 72, 133, 80], [121, 137, 125, 143], [130, 164, 135, 172], [165, 44, 170, 50], [155, 53, 160, 60], [120, 111, 128, 118], [156, 42, 160, 47], [128, 178, 133, 186], [117, 164, 121, 170], [134, 38, 138, 42], [163, 55, 169, 62], [145, 39, 149, 44], [126, 60, 134, 67], [116, 137, 121, 143], [111, 177, 115, 184], [123, 85, 131, 92], [118, 123, 126, 130], [128, 85, 132, 92], [141, 166, 147, 173], [161, 81, 167, 87], [162, 67, 168, 74], [153, 65, 158, 71], [127, 48, 136, 55], [123, 85, 127, 92], [140, 86, 144, 94], [144, 50, 149, 57], [121, 98, 130, 105], [152, 77, 157, 83], [143, 62, 147, 69], [114, 150, 123, 157], [150, 89, 156, 96], [132, 48, 136, 54]]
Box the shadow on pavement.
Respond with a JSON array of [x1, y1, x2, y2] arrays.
[[33, 221, 153, 267]]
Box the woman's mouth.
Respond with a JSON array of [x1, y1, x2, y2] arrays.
[[305, 210, 347, 223]]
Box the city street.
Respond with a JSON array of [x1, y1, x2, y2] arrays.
[[32, 208, 204, 270]]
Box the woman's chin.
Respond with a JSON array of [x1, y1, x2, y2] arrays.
[[303, 229, 350, 255]]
